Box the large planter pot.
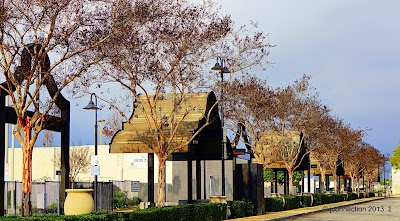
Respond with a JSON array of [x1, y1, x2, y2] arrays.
[[64, 189, 94, 215], [209, 195, 227, 204]]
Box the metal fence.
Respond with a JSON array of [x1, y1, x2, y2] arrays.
[[4, 181, 113, 215]]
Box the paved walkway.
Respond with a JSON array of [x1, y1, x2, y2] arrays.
[[229, 196, 387, 221]]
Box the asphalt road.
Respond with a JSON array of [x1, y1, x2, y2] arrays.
[[287, 197, 399, 221]]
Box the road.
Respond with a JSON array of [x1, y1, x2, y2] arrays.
[[287, 197, 399, 221]]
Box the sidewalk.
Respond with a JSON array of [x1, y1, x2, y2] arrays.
[[229, 197, 386, 221]]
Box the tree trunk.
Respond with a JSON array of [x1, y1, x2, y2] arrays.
[[351, 177, 355, 192], [320, 172, 325, 193], [21, 127, 33, 216], [333, 175, 337, 193], [157, 155, 167, 207], [288, 170, 294, 195]]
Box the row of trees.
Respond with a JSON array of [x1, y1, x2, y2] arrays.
[[223, 74, 387, 195]]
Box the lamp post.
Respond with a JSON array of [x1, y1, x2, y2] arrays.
[[211, 57, 230, 196], [83, 93, 99, 211]]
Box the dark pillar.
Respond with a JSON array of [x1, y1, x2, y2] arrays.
[[301, 171, 305, 193], [338, 176, 341, 194], [60, 108, 70, 214], [308, 169, 311, 193], [0, 91, 5, 216], [148, 153, 154, 206], [196, 158, 201, 200], [325, 175, 329, 192], [283, 170, 287, 195], [203, 160, 206, 199], [248, 157, 252, 199], [274, 169, 278, 194], [187, 154, 193, 203]]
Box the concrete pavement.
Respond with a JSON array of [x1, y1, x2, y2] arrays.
[[229, 196, 387, 221]]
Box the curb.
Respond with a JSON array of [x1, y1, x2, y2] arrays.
[[229, 197, 389, 221]]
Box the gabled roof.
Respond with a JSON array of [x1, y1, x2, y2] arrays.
[[257, 131, 308, 170], [109, 92, 217, 154]]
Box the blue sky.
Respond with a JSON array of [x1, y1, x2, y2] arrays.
[[4, 1, 399, 164], [212, 0, 400, 158]]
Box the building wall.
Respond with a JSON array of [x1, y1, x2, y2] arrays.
[[6, 145, 234, 201], [392, 169, 400, 195]]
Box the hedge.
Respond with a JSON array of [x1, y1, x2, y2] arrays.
[[283, 196, 301, 210], [265, 193, 360, 213], [0, 203, 227, 221], [265, 197, 284, 212], [228, 200, 254, 218], [299, 195, 311, 207]]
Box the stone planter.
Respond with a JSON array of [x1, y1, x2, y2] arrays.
[[209, 196, 227, 204], [64, 189, 94, 215]]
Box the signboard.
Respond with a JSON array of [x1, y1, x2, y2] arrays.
[[91, 155, 100, 166], [126, 153, 148, 168], [237, 153, 250, 161], [310, 164, 318, 169], [131, 181, 140, 192], [91, 165, 100, 176]]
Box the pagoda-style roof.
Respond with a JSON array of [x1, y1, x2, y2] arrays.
[[309, 152, 345, 176], [109, 91, 232, 160], [256, 131, 309, 170]]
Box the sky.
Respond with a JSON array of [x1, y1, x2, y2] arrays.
[[210, 0, 400, 158], [3, 1, 399, 169]]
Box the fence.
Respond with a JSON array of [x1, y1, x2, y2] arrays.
[[4, 181, 113, 215]]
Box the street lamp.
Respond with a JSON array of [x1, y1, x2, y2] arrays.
[[83, 93, 100, 211], [211, 57, 230, 196]]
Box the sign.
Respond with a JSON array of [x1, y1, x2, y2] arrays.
[[126, 153, 148, 168], [131, 181, 139, 192], [310, 164, 318, 169], [91, 165, 100, 176], [91, 155, 100, 166], [237, 153, 250, 161]]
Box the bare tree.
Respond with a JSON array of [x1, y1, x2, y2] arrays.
[[266, 75, 328, 195], [81, 0, 272, 207], [41, 130, 54, 147], [54, 145, 91, 185], [224, 75, 276, 170], [0, 0, 123, 215]]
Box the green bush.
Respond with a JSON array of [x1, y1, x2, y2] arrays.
[[369, 192, 376, 197], [348, 193, 358, 200], [265, 197, 284, 212], [112, 190, 141, 209], [228, 200, 254, 218], [0, 203, 226, 221], [45, 202, 58, 214], [312, 193, 322, 206], [358, 192, 365, 199], [282, 196, 301, 210], [321, 194, 336, 204], [299, 195, 311, 207]]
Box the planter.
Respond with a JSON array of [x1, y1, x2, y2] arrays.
[[64, 189, 94, 215], [209, 195, 227, 204]]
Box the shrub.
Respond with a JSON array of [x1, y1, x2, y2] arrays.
[[369, 192, 376, 197], [283, 196, 301, 210], [265, 197, 284, 212], [348, 193, 358, 200], [112, 190, 141, 209], [228, 200, 254, 218], [45, 202, 58, 214], [321, 194, 336, 204], [299, 195, 311, 207], [0, 203, 226, 221], [312, 193, 322, 206]]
